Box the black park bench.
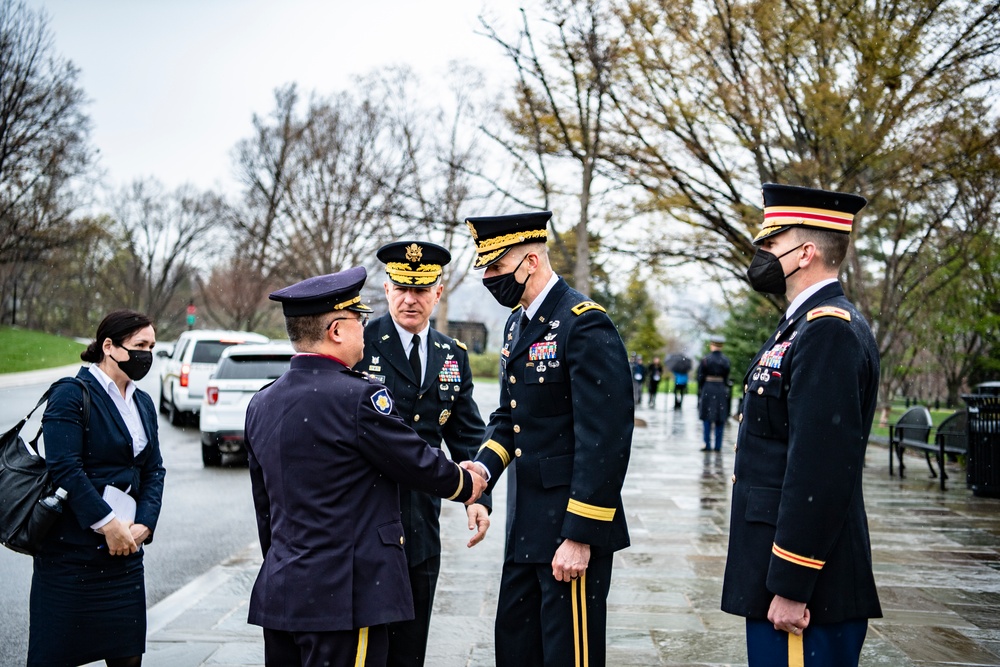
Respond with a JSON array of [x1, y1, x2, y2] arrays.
[[889, 406, 968, 491]]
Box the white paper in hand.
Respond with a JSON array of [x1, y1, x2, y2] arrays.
[[102, 486, 136, 524]]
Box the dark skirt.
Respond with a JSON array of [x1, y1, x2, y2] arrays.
[[28, 549, 146, 667]]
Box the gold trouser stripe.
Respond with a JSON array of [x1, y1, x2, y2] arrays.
[[446, 464, 464, 501], [788, 630, 804, 667], [354, 626, 369, 666], [479, 439, 510, 467], [567, 498, 616, 522], [571, 574, 589, 667]]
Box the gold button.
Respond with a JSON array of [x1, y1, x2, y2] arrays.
[[514, 425, 521, 433], [418, 394, 423, 399], [757, 387, 764, 395], [511, 399, 517, 409], [738, 413, 744, 423], [733, 444, 738, 452], [539, 377, 545, 384], [731, 474, 737, 484], [744, 384, 748, 392], [414, 414, 421, 422], [509, 375, 516, 384], [400, 536, 405, 545], [515, 448, 522, 457]]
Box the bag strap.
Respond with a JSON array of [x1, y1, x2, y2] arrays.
[[27, 377, 91, 426]]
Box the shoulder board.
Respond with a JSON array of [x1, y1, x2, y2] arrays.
[[453, 338, 468, 351], [806, 306, 851, 322], [344, 367, 369, 379], [571, 300, 607, 316]]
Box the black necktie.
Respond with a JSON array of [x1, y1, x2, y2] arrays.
[[519, 312, 530, 336], [409, 334, 422, 383]]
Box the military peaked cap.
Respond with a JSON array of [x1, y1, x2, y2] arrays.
[[377, 241, 451, 287], [269, 266, 374, 317], [465, 211, 551, 268], [755, 183, 867, 244]]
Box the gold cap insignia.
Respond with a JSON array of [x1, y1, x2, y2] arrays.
[[466, 221, 478, 241], [405, 243, 422, 263]]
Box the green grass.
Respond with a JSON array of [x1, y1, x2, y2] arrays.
[[869, 402, 957, 439], [0, 326, 86, 374]]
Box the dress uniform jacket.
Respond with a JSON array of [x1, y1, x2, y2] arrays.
[[475, 278, 633, 562], [356, 314, 487, 566], [244, 354, 478, 633], [722, 282, 882, 623], [697, 351, 731, 423]]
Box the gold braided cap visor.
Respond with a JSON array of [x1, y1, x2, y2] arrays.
[[753, 206, 855, 242], [385, 262, 443, 286], [473, 229, 549, 268]]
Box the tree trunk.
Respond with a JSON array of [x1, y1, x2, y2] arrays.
[[437, 287, 450, 338], [575, 166, 593, 294]]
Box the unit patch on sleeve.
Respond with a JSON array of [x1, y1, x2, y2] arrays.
[[370, 388, 393, 415]]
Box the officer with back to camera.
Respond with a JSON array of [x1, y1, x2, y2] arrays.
[[244, 266, 487, 667], [355, 240, 490, 667], [721, 184, 882, 667]]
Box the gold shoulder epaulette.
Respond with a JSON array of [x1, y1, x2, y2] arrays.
[[571, 300, 606, 316], [454, 339, 468, 351], [807, 306, 851, 322]]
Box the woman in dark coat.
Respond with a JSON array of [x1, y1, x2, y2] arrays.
[[29, 310, 166, 667]]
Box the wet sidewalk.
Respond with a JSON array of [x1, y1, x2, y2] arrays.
[[134, 386, 1000, 666]]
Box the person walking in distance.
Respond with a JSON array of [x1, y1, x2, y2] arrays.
[[647, 356, 664, 408], [722, 184, 882, 666], [697, 336, 731, 451], [464, 210, 634, 667], [355, 240, 490, 667]]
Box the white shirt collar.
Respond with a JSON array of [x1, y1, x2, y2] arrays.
[[525, 273, 560, 320], [786, 278, 839, 320], [392, 319, 430, 351], [88, 363, 136, 402]]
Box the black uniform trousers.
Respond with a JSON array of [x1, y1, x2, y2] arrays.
[[386, 555, 441, 667], [264, 625, 388, 667], [495, 551, 614, 667]]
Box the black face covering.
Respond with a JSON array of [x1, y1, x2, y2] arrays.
[[746, 243, 804, 295], [482, 254, 529, 308], [115, 348, 153, 381]]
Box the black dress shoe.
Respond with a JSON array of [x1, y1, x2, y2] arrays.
[[700, 447, 711, 452]]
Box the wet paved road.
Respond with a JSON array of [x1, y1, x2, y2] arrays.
[[115, 385, 1000, 666]]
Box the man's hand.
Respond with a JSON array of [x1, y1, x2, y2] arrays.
[[551, 538, 590, 582], [99, 517, 138, 556], [466, 503, 490, 548], [460, 461, 487, 505], [767, 595, 810, 635]]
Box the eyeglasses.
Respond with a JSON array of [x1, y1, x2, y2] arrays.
[[326, 313, 369, 330]]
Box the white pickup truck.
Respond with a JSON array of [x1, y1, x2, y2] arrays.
[[158, 329, 269, 426]]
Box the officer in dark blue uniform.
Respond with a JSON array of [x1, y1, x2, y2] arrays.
[[244, 266, 487, 667], [355, 241, 490, 667], [464, 211, 633, 667], [697, 335, 731, 451], [722, 184, 882, 666]]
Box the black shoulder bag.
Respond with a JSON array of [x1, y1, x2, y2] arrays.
[[0, 377, 90, 555]]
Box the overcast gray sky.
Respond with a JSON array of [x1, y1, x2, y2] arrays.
[[28, 0, 515, 194]]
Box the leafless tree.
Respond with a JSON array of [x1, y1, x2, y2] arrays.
[[0, 0, 94, 322]]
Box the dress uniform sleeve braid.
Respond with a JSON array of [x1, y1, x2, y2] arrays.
[[766, 318, 872, 602], [355, 384, 473, 503], [559, 308, 634, 546]]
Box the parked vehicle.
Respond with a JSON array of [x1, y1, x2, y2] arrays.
[[158, 330, 269, 426], [199, 342, 294, 466]]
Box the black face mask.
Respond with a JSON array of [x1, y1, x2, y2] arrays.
[[483, 254, 529, 308], [115, 347, 153, 381], [746, 243, 804, 295]]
